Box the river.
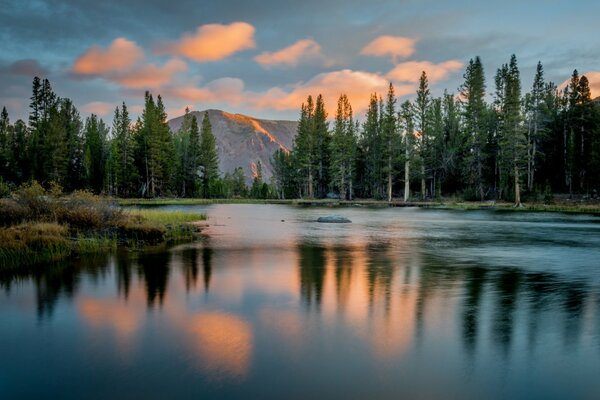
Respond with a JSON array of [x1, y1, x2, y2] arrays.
[[1, 204, 600, 399]]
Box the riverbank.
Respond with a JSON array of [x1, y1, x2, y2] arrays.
[[0, 183, 206, 270], [119, 197, 600, 214]]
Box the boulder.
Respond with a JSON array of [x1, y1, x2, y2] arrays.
[[317, 215, 352, 223]]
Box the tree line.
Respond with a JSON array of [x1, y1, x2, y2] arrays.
[[272, 55, 600, 204], [0, 77, 277, 198]]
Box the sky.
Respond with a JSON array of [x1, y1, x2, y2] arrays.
[[1, 0, 599, 122]]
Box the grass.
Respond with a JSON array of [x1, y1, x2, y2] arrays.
[[124, 209, 207, 242], [0, 182, 208, 270]]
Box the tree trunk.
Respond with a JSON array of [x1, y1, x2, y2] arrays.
[[514, 163, 521, 206], [307, 168, 313, 198], [387, 154, 392, 202], [421, 163, 426, 200], [404, 160, 410, 202]]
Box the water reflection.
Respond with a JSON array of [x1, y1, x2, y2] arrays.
[[1, 206, 600, 398]]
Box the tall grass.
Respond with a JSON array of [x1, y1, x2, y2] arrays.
[[0, 182, 208, 270]]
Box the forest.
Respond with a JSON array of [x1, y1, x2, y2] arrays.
[[0, 54, 599, 204]]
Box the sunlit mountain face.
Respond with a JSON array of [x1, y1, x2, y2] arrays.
[[1, 1, 599, 122], [167, 109, 296, 183]]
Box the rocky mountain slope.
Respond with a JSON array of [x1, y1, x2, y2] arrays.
[[168, 109, 297, 183]]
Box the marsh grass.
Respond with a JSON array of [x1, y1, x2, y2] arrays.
[[0, 182, 208, 270]]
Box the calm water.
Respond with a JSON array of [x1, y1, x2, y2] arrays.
[[2, 205, 600, 399]]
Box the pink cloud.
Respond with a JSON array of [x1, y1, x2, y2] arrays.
[[71, 37, 187, 90], [360, 36, 416, 62], [72, 38, 144, 75], [255, 39, 327, 68], [156, 22, 256, 62], [387, 60, 464, 83], [165, 69, 414, 116], [112, 59, 188, 89], [81, 101, 115, 116]]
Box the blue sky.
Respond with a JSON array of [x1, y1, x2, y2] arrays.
[[1, 0, 599, 121]]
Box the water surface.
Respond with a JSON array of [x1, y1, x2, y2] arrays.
[[2, 205, 600, 399]]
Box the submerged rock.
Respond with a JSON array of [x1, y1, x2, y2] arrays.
[[317, 215, 352, 223]]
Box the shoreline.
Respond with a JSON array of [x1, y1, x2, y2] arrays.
[[118, 198, 600, 215]]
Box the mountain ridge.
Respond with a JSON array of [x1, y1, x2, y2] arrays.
[[168, 109, 297, 183]]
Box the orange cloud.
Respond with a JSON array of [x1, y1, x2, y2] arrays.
[[255, 39, 325, 68], [250, 69, 414, 114], [156, 22, 255, 62], [165, 69, 417, 116], [387, 60, 464, 83], [166, 77, 245, 103], [360, 36, 416, 62], [112, 59, 187, 89], [72, 38, 144, 75], [82, 101, 115, 116]]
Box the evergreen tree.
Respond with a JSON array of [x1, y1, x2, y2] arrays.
[[83, 114, 108, 193], [399, 100, 415, 201], [330, 94, 357, 200], [361, 94, 383, 198], [497, 55, 526, 205], [293, 96, 316, 198], [313, 94, 330, 198], [415, 72, 431, 199], [198, 111, 219, 197], [381, 83, 398, 202]]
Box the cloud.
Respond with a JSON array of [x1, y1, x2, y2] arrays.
[[386, 60, 463, 83], [165, 77, 245, 103], [81, 101, 115, 116], [71, 37, 187, 90], [72, 38, 144, 75], [255, 39, 327, 68], [112, 59, 188, 89], [156, 22, 255, 62], [166, 69, 414, 116], [360, 36, 416, 62], [6, 59, 48, 77]]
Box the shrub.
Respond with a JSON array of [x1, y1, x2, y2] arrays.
[[0, 199, 28, 226]]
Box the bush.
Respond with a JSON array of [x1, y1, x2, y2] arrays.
[[0, 223, 71, 268], [0, 199, 28, 226]]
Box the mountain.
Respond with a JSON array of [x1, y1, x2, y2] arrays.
[[168, 109, 297, 183]]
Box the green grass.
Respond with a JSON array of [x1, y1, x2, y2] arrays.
[[126, 209, 207, 224]]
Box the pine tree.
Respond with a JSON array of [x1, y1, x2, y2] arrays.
[[83, 114, 108, 193], [293, 96, 316, 198], [415, 72, 431, 199], [0, 107, 9, 181], [330, 94, 357, 200], [497, 55, 526, 205], [381, 83, 398, 202], [313, 95, 330, 198], [399, 100, 415, 201], [361, 94, 383, 198], [460, 57, 488, 200], [109, 102, 134, 196], [198, 111, 219, 197]]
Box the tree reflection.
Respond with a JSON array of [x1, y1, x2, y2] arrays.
[[137, 251, 171, 308], [202, 247, 213, 293], [298, 243, 326, 308]]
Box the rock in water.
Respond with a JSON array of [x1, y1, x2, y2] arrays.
[[317, 215, 352, 223]]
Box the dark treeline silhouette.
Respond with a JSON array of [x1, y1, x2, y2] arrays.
[[0, 78, 276, 198], [272, 55, 600, 205], [1, 55, 598, 203]]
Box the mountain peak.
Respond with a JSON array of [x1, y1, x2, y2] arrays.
[[168, 109, 297, 183]]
